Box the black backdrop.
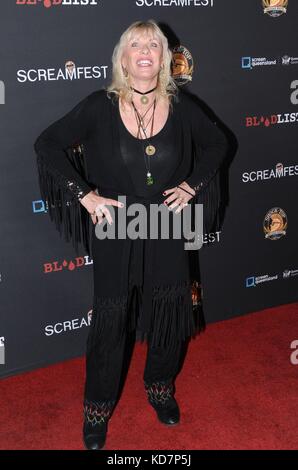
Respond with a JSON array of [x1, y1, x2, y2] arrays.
[[1, 0, 297, 378]]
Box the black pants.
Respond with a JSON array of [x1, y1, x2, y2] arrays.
[[83, 286, 183, 424], [84, 329, 182, 401]]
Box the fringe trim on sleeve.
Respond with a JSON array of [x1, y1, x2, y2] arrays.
[[36, 150, 93, 256], [194, 170, 222, 237]]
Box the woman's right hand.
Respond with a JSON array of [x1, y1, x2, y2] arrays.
[[79, 190, 124, 225]]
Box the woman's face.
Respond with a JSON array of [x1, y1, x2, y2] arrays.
[[121, 30, 163, 83]]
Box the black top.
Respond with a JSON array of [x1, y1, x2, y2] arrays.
[[34, 88, 228, 255], [117, 102, 180, 197]]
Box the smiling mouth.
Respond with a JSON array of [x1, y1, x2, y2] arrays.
[[136, 60, 153, 67]]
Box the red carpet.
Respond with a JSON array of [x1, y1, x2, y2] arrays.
[[1, 302, 298, 450]]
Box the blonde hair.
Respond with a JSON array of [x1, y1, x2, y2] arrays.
[[106, 19, 178, 107]]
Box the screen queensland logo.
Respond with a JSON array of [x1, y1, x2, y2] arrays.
[[241, 56, 277, 70], [16, 0, 100, 7], [246, 273, 279, 288], [17, 60, 108, 84], [242, 54, 298, 70]]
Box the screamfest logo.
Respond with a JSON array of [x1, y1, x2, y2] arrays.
[[171, 45, 193, 86], [262, 0, 288, 17], [17, 60, 108, 83], [16, 0, 99, 7], [135, 0, 214, 6], [44, 310, 92, 336], [263, 207, 287, 240], [242, 162, 298, 183]]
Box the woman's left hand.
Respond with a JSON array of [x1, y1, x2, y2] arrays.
[[163, 181, 196, 213]]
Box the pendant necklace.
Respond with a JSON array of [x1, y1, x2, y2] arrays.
[[134, 99, 155, 134], [131, 85, 157, 105], [131, 99, 157, 157], [131, 98, 157, 185]]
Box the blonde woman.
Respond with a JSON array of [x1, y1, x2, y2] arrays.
[[34, 19, 228, 450]]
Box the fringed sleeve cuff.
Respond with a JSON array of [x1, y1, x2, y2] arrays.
[[36, 146, 93, 256], [192, 170, 222, 235], [34, 91, 99, 255], [183, 97, 229, 235]]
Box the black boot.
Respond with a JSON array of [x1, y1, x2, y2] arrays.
[[144, 380, 180, 426], [82, 399, 115, 450]]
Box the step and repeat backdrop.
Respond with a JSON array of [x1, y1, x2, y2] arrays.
[[0, 0, 297, 377]]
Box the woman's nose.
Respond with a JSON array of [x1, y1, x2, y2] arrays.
[[140, 45, 149, 54]]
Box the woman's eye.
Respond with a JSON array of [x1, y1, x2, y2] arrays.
[[130, 41, 159, 48]]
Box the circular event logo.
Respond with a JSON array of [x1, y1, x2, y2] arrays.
[[263, 207, 288, 240], [171, 45, 194, 86], [262, 0, 288, 17]]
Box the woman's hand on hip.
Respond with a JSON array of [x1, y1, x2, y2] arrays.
[[79, 190, 124, 225], [162, 181, 196, 214]]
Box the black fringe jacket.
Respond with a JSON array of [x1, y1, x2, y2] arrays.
[[34, 87, 228, 257], [34, 87, 228, 349]]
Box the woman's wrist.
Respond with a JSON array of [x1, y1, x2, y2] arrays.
[[78, 190, 93, 202], [79, 190, 99, 212], [178, 181, 196, 197]]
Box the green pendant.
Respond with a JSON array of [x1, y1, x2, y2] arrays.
[[146, 172, 154, 185]]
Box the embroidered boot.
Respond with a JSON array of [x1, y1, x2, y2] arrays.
[[144, 379, 180, 426], [82, 399, 115, 450]]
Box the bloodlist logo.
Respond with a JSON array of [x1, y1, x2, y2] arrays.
[[43, 256, 93, 274], [16, 0, 100, 7], [245, 111, 298, 127]]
